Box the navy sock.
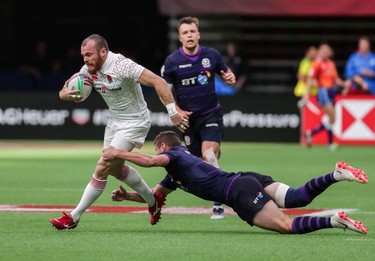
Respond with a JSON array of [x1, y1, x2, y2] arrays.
[[311, 123, 325, 136], [292, 216, 332, 234], [285, 173, 337, 208], [327, 130, 333, 144], [213, 202, 223, 207]]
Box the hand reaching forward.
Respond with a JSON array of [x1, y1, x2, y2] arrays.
[[111, 185, 127, 202]]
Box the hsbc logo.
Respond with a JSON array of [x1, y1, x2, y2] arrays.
[[303, 96, 375, 145], [334, 98, 375, 140]]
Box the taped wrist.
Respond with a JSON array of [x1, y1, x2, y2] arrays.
[[166, 103, 178, 116]]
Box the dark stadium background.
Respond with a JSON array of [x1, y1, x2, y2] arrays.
[[0, 0, 169, 74], [1, 0, 375, 142]]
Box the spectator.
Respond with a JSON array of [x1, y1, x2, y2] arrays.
[[216, 41, 248, 95], [18, 40, 62, 89], [303, 43, 349, 151], [345, 36, 375, 95], [61, 46, 83, 75], [294, 46, 318, 99], [18, 40, 50, 87]]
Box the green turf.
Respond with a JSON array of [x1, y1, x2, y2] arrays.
[[0, 141, 374, 261]]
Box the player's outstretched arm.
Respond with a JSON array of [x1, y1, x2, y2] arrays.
[[102, 146, 169, 167], [111, 184, 173, 203], [111, 186, 145, 203], [137, 68, 190, 132]]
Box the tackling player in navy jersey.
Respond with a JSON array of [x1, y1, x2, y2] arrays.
[[103, 130, 368, 235], [161, 16, 236, 219]]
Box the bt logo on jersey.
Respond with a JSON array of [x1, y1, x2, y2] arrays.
[[181, 77, 197, 85], [181, 70, 211, 86]]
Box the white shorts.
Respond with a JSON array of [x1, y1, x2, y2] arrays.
[[103, 115, 151, 151]]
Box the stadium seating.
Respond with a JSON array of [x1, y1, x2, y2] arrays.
[[167, 16, 375, 94], [0, 72, 34, 91], [36, 73, 70, 91]]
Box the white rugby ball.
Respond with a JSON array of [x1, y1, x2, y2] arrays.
[[67, 73, 93, 102]]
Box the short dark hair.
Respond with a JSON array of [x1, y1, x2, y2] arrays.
[[359, 36, 370, 43], [154, 131, 182, 148], [177, 16, 199, 32], [81, 34, 109, 51]]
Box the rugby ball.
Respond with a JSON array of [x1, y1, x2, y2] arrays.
[[67, 73, 93, 102]]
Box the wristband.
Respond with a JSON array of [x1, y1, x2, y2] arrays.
[[166, 103, 178, 116]]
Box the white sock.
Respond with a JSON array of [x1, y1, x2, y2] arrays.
[[274, 183, 290, 208], [70, 175, 107, 222], [203, 148, 220, 168], [322, 114, 333, 130], [203, 148, 224, 209], [121, 165, 155, 206]]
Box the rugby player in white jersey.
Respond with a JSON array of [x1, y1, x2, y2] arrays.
[[50, 34, 189, 229]]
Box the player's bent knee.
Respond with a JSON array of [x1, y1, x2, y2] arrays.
[[97, 158, 109, 170]]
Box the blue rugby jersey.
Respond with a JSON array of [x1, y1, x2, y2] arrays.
[[345, 51, 375, 94], [161, 46, 228, 116], [159, 146, 240, 203]]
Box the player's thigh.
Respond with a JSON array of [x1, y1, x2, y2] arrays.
[[228, 175, 272, 226], [322, 104, 335, 120], [183, 131, 202, 157], [104, 119, 150, 148], [200, 121, 223, 156], [200, 117, 223, 143], [317, 87, 331, 106], [264, 182, 282, 200], [253, 200, 293, 233]]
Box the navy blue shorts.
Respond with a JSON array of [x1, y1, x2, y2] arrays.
[[183, 110, 224, 158], [227, 172, 274, 226], [317, 86, 338, 106]]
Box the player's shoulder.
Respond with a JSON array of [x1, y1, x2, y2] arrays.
[[170, 145, 188, 153], [166, 49, 182, 60], [103, 51, 143, 75], [346, 53, 356, 63], [368, 51, 375, 58], [347, 51, 361, 60], [163, 50, 183, 68], [166, 146, 189, 155], [108, 51, 138, 65], [101, 51, 123, 71], [312, 57, 324, 66], [201, 46, 221, 56]]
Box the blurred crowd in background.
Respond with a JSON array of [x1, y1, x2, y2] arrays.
[[1, 0, 375, 96]]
